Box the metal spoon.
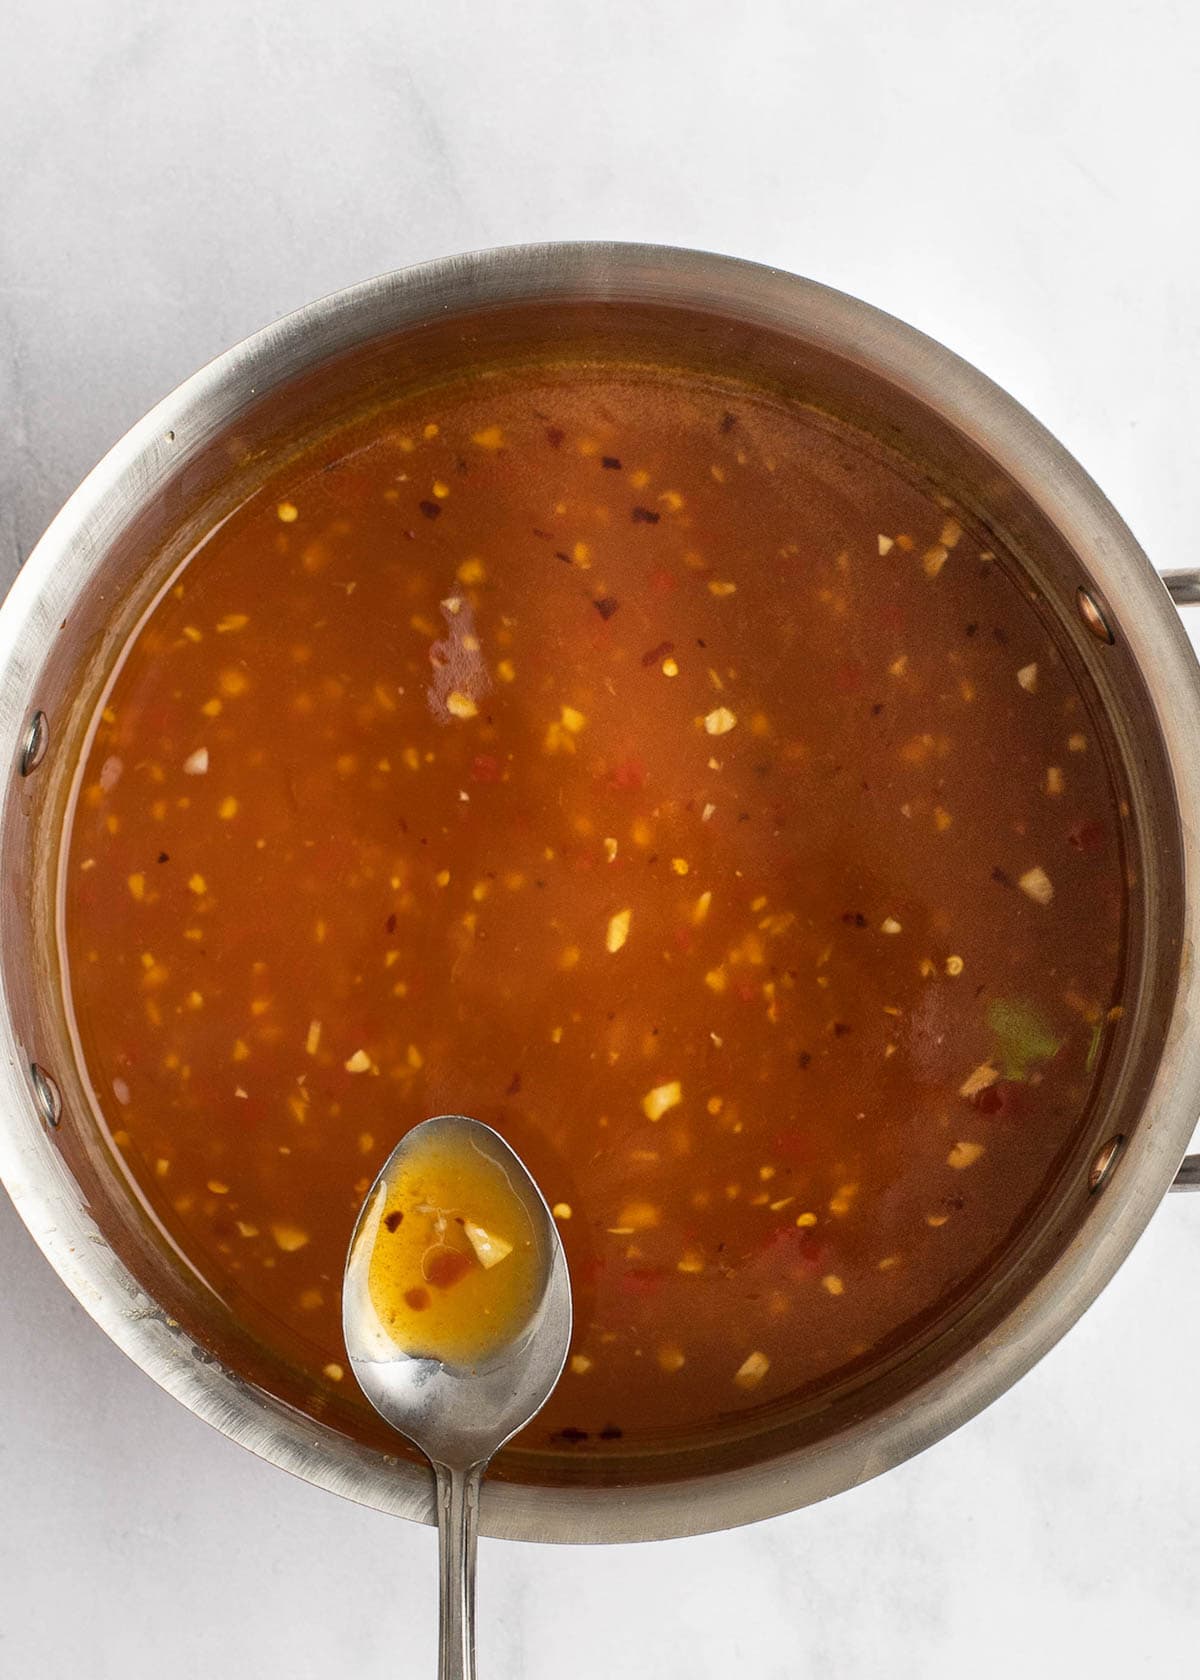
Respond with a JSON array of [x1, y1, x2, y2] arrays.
[[343, 1113, 572, 1680]]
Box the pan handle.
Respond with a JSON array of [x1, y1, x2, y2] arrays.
[[1163, 568, 1200, 607], [1162, 568, 1200, 1189]]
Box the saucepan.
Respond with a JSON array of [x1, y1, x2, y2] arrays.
[[0, 243, 1197, 1543]]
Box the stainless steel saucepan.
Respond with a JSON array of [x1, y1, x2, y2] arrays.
[[1, 243, 1197, 1543]]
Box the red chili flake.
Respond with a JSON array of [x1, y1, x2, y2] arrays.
[[796, 1051, 812, 1069], [631, 506, 660, 524], [531, 527, 554, 541], [649, 567, 677, 595], [403, 1286, 430, 1311], [835, 660, 864, 694], [607, 756, 647, 792], [554, 551, 572, 565], [620, 1267, 664, 1298], [971, 1081, 1026, 1118], [551, 1426, 589, 1443], [673, 926, 694, 953], [641, 640, 674, 668], [470, 753, 503, 783], [157, 852, 170, 864], [789, 1232, 832, 1278], [598, 1424, 624, 1440], [505, 1071, 522, 1096], [384, 1210, 404, 1233], [593, 596, 620, 621], [425, 1246, 475, 1290], [1067, 819, 1107, 853], [773, 1127, 809, 1161], [832, 1021, 853, 1036], [601, 456, 622, 470], [545, 426, 565, 449], [719, 411, 737, 433], [991, 866, 1014, 888], [840, 912, 868, 928], [418, 500, 441, 520], [385, 912, 398, 934]]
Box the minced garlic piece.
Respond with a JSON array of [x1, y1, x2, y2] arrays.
[[271, 1222, 309, 1252], [463, 1221, 514, 1269], [446, 691, 478, 720], [127, 873, 145, 901], [947, 1140, 986, 1170], [617, 1201, 660, 1231], [569, 1354, 593, 1375], [733, 1350, 769, 1388], [1017, 662, 1039, 693], [677, 1248, 704, 1274], [305, 1020, 322, 1056], [1018, 866, 1054, 905], [603, 836, 618, 863], [344, 1048, 372, 1074], [552, 1202, 572, 1220], [606, 908, 632, 953], [658, 1344, 686, 1373], [471, 425, 505, 449], [217, 795, 239, 820], [880, 916, 903, 934], [708, 580, 737, 597], [642, 1080, 682, 1121], [183, 747, 209, 775], [821, 1274, 845, 1297], [703, 706, 737, 736], [878, 534, 895, 555], [945, 954, 964, 977], [671, 857, 689, 876], [692, 891, 712, 925], [1045, 765, 1064, 796], [560, 704, 586, 734], [959, 1062, 999, 1099], [276, 502, 299, 523]]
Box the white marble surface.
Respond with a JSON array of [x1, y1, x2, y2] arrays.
[[2, 3, 1200, 1675]]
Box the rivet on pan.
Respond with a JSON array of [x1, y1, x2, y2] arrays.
[[19, 710, 48, 776], [30, 1063, 62, 1129], [1089, 1133, 1124, 1192], [1076, 587, 1115, 644]]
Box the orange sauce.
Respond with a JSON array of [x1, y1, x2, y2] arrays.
[[61, 359, 1128, 1452]]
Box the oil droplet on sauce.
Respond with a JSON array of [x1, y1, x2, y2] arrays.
[[357, 1131, 540, 1366]]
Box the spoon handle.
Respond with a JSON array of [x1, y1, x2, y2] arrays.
[[434, 1459, 484, 1680]]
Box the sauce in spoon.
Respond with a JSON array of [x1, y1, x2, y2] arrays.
[[352, 1125, 542, 1367]]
